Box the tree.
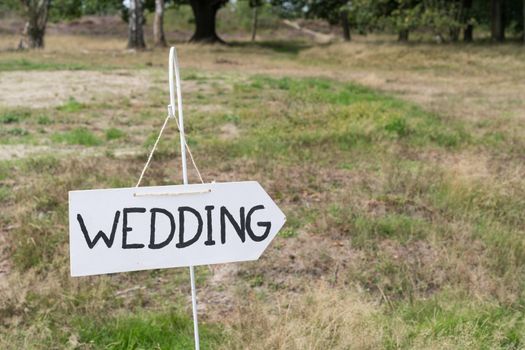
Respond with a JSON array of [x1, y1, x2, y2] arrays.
[[418, 0, 462, 43], [154, 0, 167, 47], [128, 0, 146, 49], [341, 8, 351, 41], [18, 0, 50, 49], [250, 0, 263, 41], [188, 0, 228, 43], [462, 0, 473, 42], [390, 0, 421, 42], [491, 0, 504, 41]]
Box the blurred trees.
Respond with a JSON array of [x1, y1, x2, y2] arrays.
[[5, 0, 524, 47], [271, 0, 523, 43], [48, 0, 81, 21]]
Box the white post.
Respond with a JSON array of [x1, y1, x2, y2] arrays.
[[169, 46, 200, 350]]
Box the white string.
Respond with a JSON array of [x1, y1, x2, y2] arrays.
[[135, 114, 171, 188], [135, 111, 205, 188], [169, 107, 205, 184]]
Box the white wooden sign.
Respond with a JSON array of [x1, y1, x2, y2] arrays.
[[69, 181, 286, 277]]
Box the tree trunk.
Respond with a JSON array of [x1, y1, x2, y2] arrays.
[[523, 0, 525, 43], [18, 0, 50, 49], [449, 28, 460, 42], [128, 0, 146, 49], [491, 0, 505, 42], [340, 10, 351, 41], [464, 24, 473, 42], [398, 29, 409, 42], [462, 0, 473, 42], [189, 0, 225, 43], [251, 6, 258, 42], [154, 0, 166, 47]]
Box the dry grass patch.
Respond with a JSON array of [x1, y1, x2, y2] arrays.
[[0, 70, 152, 108], [221, 286, 381, 350]]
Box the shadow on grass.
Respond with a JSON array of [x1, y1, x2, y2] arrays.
[[229, 40, 314, 55]]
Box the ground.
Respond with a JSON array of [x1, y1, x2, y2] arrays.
[[0, 18, 525, 350]]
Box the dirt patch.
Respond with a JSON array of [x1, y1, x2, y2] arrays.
[[0, 70, 152, 108], [0, 144, 143, 161], [199, 264, 239, 320], [0, 145, 55, 160], [219, 123, 239, 140]]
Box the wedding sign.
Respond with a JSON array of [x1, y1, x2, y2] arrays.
[[69, 181, 286, 276]]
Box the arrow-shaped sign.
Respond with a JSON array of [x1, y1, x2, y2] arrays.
[[69, 181, 286, 276]]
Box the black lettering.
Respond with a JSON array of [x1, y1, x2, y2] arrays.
[[176, 206, 203, 248], [122, 207, 146, 249], [220, 206, 245, 244], [77, 211, 120, 249], [149, 208, 175, 249], [246, 205, 271, 242], [204, 205, 215, 246]]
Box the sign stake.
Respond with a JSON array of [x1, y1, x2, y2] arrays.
[[169, 46, 200, 350]]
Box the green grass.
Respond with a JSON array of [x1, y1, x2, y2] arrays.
[[78, 311, 223, 349], [37, 115, 53, 125], [0, 123, 34, 144], [353, 213, 429, 246], [279, 228, 298, 238], [0, 186, 10, 202], [382, 292, 525, 349], [0, 59, 87, 72], [52, 127, 101, 146], [214, 76, 471, 163], [106, 127, 126, 141], [56, 97, 85, 113], [0, 110, 31, 124], [6, 127, 29, 136], [11, 214, 63, 271]]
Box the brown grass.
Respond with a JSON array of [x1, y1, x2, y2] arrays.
[[220, 286, 381, 350]]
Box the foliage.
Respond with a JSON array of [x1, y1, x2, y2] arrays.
[[270, 0, 523, 41], [387, 0, 423, 32], [0, 0, 21, 14], [82, 0, 122, 15], [347, 0, 387, 34], [48, 0, 122, 21], [51, 128, 102, 146]]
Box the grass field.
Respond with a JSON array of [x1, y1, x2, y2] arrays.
[[1, 25, 525, 349]]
